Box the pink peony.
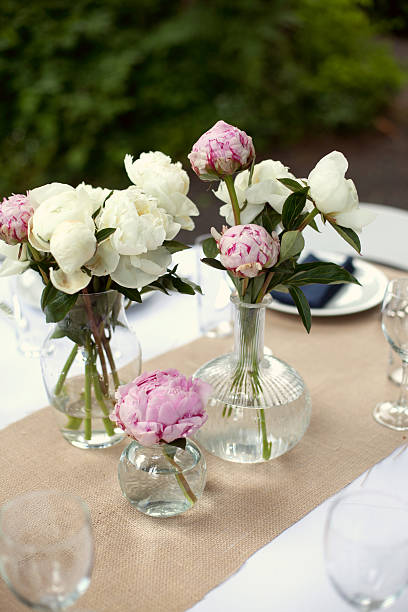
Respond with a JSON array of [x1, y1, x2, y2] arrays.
[[110, 369, 211, 446], [212, 223, 280, 278], [188, 120, 255, 180], [0, 193, 33, 245]]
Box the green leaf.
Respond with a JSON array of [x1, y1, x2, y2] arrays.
[[281, 188, 309, 230], [163, 240, 190, 254], [202, 236, 218, 258], [329, 222, 361, 254], [92, 206, 101, 220], [167, 437, 187, 451], [252, 204, 281, 234], [41, 283, 78, 323], [277, 178, 306, 192], [172, 277, 196, 295], [279, 230, 305, 263], [289, 262, 360, 286], [201, 257, 226, 270], [95, 227, 116, 243], [288, 286, 311, 333], [111, 282, 142, 303]]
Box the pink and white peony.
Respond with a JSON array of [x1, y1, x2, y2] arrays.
[[124, 151, 199, 231], [188, 120, 255, 180], [307, 151, 375, 232], [110, 369, 211, 446], [0, 194, 34, 245], [211, 224, 280, 278]]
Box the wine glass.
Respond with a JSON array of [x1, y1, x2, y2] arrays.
[[374, 278, 408, 430], [0, 490, 94, 610], [324, 489, 408, 610]]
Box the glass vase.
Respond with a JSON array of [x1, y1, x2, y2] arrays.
[[193, 294, 311, 463], [118, 439, 206, 517], [41, 290, 142, 449]]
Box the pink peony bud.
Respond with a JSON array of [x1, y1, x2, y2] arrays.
[[211, 223, 280, 278], [110, 369, 211, 446], [188, 120, 255, 180], [0, 193, 33, 245]]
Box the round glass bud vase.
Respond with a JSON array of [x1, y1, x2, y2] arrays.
[[193, 294, 311, 463], [41, 290, 142, 450], [118, 439, 206, 517]]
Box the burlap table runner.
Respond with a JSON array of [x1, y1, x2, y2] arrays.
[[0, 266, 406, 612]]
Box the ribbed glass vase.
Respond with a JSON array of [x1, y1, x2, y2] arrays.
[[193, 294, 311, 463]]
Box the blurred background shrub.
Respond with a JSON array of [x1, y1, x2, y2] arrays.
[[0, 0, 405, 194]]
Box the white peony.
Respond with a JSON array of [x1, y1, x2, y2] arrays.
[[0, 242, 29, 277], [76, 183, 112, 213], [29, 187, 95, 251], [50, 220, 96, 274], [214, 159, 297, 224], [86, 241, 120, 277], [307, 151, 375, 232], [98, 186, 178, 256], [124, 152, 198, 231], [111, 246, 172, 288], [28, 182, 75, 211]]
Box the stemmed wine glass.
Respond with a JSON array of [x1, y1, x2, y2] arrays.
[[374, 278, 408, 430], [324, 489, 408, 610], [0, 490, 94, 611]]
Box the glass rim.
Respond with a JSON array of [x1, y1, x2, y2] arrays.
[[0, 489, 92, 544], [325, 488, 408, 547], [231, 292, 272, 308], [384, 278, 408, 298]]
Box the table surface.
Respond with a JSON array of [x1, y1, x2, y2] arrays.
[[1, 211, 408, 612]]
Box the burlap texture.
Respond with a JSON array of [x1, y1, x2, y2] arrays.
[[0, 267, 405, 612]]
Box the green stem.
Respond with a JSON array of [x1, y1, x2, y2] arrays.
[[84, 340, 93, 441], [101, 333, 120, 390], [224, 174, 241, 225], [256, 271, 274, 304], [162, 446, 197, 505], [82, 289, 110, 395], [298, 207, 319, 231], [54, 344, 79, 396], [66, 416, 83, 430], [90, 361, 115, 437]]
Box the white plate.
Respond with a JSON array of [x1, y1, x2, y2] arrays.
[[267, 252, 389, 317]]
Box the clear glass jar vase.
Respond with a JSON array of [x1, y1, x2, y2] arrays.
[[193, 294, 311, 463], [41, 290, 142, 449], [118, 439, 206, 517]]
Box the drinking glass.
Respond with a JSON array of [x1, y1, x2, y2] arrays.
[[0, 490, 94, 610], [374, 278, 408, 430], [324, 489, 408, 610], [195, 234, 233, 338]]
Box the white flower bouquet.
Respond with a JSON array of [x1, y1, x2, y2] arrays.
[[0, 152, 201, 446]]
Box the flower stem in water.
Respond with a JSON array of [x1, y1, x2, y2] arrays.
[[162, 445, 197, 505], [54, 344, 79, 396]]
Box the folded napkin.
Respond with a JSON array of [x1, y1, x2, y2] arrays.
[[271, 254, 355, 309]]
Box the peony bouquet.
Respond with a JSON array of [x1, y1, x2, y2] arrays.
[[0, 152, 201, 445], [189, 120, 374, 330], [189, 120, 374, 461]]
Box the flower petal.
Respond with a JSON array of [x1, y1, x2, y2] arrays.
[[49, 267, 91, 294]]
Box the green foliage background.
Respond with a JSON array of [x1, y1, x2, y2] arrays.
[[0, 0, 404, 194]]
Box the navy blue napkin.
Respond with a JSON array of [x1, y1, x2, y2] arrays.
[[271, 254, 355, 309]]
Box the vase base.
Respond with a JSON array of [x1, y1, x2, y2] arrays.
[[193, 352, 312, 463], [61, 428, 124, 450], [195, 430, 301, 463], [126, 498, 194, 517]]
